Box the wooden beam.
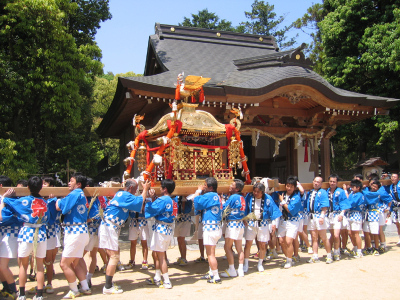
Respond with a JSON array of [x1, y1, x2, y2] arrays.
[[320, 138, 330, 180]]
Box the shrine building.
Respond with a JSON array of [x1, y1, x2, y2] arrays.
[[97, 23, 399, 183]]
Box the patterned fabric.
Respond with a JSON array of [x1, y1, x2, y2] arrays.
[[64, 223, 88, 235], [227, 220, 245, 228], [18, 225, 47, 243], [176, 213, 191, 223], [287, 216, 300, 222], [104, 213, 125, 227], [202, 220, 221, 231], [0, 225, 20, 238], [152, 222, 173, 235], [367, 210, 380, 222], [46, 223, 60, 239], [259, 220, 269, 227], [88, 219, 101, 235], [130, 217, 148, 228], [349, 211, 362, 221]]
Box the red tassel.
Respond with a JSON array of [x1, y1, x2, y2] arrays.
[[304, 139, 309, 162], [175, 84, 180, 100], [191, 95, 195, 103], [199, 87, 205, 102]]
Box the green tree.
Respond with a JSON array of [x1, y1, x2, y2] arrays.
[[240, 0, 296, 49], [179, 8, 236, 31], [0, 0, 111, 178]]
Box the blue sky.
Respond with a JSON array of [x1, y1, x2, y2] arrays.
[[95, 0, 321, 75]]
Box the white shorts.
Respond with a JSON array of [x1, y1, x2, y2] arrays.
[[197, 222, 204, 240], [307, 216, 329, 231], [63, 232, 89, 258], [129, 225, 150, 241], [0, 234, 18, 258], [245, 226, 270, 243], [329, 214, 344, 230], [363, 221, 379, 234], [379, 212, 387, 226], [349, 220, 362, 231], [18, 241, 47, 258], [98, 223, 120, 252], [303, 215, 309, 226], [46, 233, 61, 251], [298, 219, 304, 231], [225, 226, 244, 240], [277, 219, 299, 239], [174, 221, 191, 238], [203, 228, 222, 246], [84, 234, 99, 252], [342, 215, 349, 228], [150, 231, 172, 252]]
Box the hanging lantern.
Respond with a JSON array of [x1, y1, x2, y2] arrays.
[[137, 142, 147, 172], [228, 137, 241, 175]]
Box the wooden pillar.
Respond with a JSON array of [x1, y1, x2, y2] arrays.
[[320, 138, 331, 181], [286, 137, 298, 177]]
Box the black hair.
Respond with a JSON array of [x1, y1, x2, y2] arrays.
[[350, 179, 362, 190], [28, 176, 43, 195], [86, 177, 94, 187], [369, 173, 380, 181], [43, 177, 55, 187], [252, 182, 266, 200], [370, 179, 381, 188], [353, 173, 363, 180], [328, 173, 340, 181], [233, 179, 244, 192], [110, 176, 121, 183], [71, 172, 87, 189], [17, 179, 28, 187], [286, 176, 297, 187], [161, 179, 175, 194], [0, 175, 12, 186], [205, 177, 218, 192]]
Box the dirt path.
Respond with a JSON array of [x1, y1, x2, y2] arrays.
[[9, 235, 400, 300]]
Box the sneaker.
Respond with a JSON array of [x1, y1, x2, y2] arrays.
[[319, 241, 324, 249], [166, 259, 170, 266], [366, 248, 374, 255], [307, 257, 320, 264], [340, 248, 345, 254], [1, 291, 16, 300], [254, 251, 259, 259], [141, 261, 149, 270], [293, 255, 300, 263], [87, 280, 92, 289], [373, 248, 380, 256], [220, 270, 237, 278], [116, 262, 125, 271], [280, 260, 287, 268], [284, 261, 292, 269], [361, 249, 368, 256], [95, 265, 99, 272], [354, 252, 363, 259], [200, 273, 213, 280], [342, 248, 350, 256], [300, 245, 307, 252], [270, 251, 279, 259], [307, 247, 313, 254], [32, 296, 43, 300], [257, 264, 264, 272], [237, 269, 244, 277], [207, 278, 222, 284], [194, 257, 206, 263], [326, 257, 333, 264], [378, 246, 385, 254], [28, 271, 36, 282], [179, 258, 188, 266], [62, 290, 81, 299], [160, 282, 172, 289], [124, 260, 135, 270], [44, 284, 54, 294], [174, 258, 182, 265], [333, 254, 341, 261], [79, 289, 91, 296], [349, 250, 356, 256], [27, 288, 36, 295], [100, 264, 107, 274], [146, 278, 163, 286], [17, 296, 26, 300], [102, 286, 123, 295]]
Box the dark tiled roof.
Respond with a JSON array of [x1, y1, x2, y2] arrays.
[[119, 23, 398, 106]]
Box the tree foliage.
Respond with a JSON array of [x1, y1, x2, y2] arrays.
[[179, 8, 236, 31], [0, 0, 111, 179]]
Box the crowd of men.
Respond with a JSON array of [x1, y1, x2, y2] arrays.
[[0, 171, 399, 299]]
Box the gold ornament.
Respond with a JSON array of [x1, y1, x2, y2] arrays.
[[137, 142, 147, 172]]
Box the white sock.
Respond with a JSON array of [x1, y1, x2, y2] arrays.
[[212, 269, 220, 280], [69, 281, 78, 293], [244, 258, 249, 266], [162, 273, 170, 284], [228, 264, 235, 272], [155, 269, 161, 281], [258, 259, 263, 266], [353, 246, 358, 252], [381, 242, 386, 247], [313, 254, 319, 259], [80, 279, 89, 290], [286, 257, 292, 263], [272, 249, 277, 255], [327, 253, 332, 259], [86, 273, 93, 282], [238, 264, 243, 271], [357, 249, 362, 254]]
